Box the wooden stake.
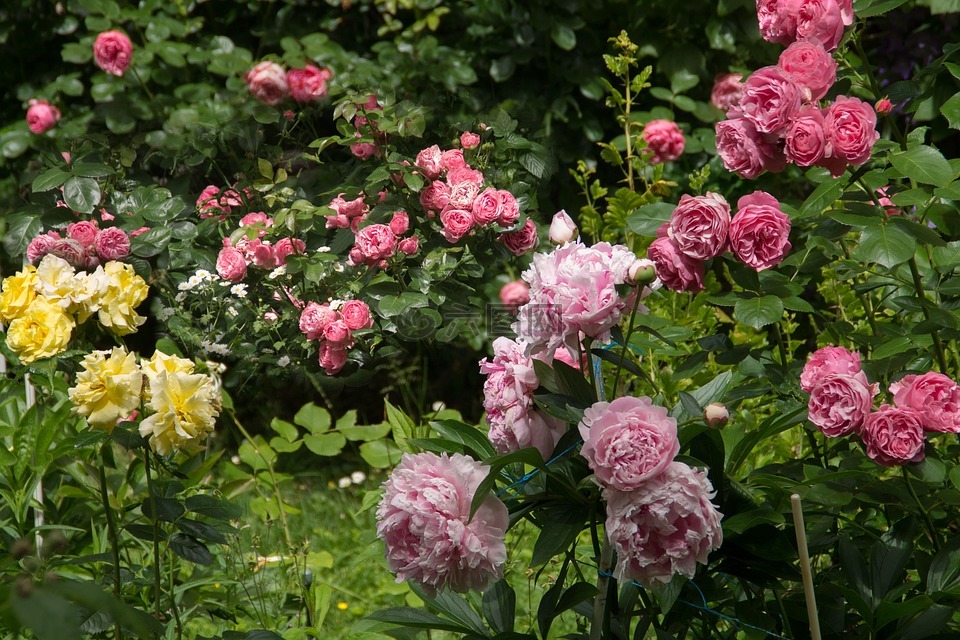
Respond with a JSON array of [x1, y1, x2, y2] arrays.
[[791, 494, 821, 640]]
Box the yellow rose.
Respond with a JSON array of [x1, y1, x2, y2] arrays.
[[69, 347, 143, 431], [140, 350, 195, 402], [0, 265, 38, 324], [96, 261, 149, 336], [5, 296, 74, 364], [139, 370, 220, 455]]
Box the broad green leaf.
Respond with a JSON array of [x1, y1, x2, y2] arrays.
[[889, 145, 956, 187], [170, 533, 213, 565], [482, 580, 516, 634], [798, 178, 845, 218], [550, 24, 576, 51], [294, 402, 331, 433], [853, 224, 916, 267], [303, 432, 346, 457], [62, 176, 101, 213], [185, 494, 243, 520], [941, 92, 960, 130], [32, 168, 71, 192], [359, 439, 403, 468], [734, 296, 784, 329]]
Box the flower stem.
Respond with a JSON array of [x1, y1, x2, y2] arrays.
[[612, 289, 645, 395], [906, 256, 948, 373], [902, 466, 940, 552], [98, 445, 123, 640], [590, 535, 615, 640], [143, 449, 162, 618]]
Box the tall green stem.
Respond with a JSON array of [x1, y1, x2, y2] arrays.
[[902, 467, 940, 552], [906, 257, 949, 372], [98, 445, 123, 640], [590, 536, 615, 640], [612, 290, 645, 395], [143, 450, 162, 618]]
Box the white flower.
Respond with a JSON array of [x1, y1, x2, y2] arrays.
[[268, 266, 286, 280], [230, 283, 248, 297], [432, 401, 446, 412], [330, 299, 344, 311], [333, 263, 344, 273], [195, 269, 215, 281], [350, 471, 366, 484], [338, 477, 352, 488], [317, 246, 331, 253], [157, 306, 175, 321], [187, 275, 204, 289], [175, 292, 187, 303], [178, 281, 192, 291], [226, 307, 239, 317], [220, 281, 232, 287], [277, 355, 291, 367]]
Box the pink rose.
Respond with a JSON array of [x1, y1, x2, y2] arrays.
[[273, 238, 305, 265], [196, 185, 230, 218], [50, 238, 86, 266], [67, 221, 100, 247], [415, 145, 443, 180], [440, 208, 475, 243], [861, 405, 926, 466], [94, 227, 131, 261], [323, 320, 353, 346], [499, 280, 530, 311], [647, 236, 704, 293], [398, 236, 420, 255], [460, 132, 481, 149], [642, 120, 685, 164], [341, 300, 373, 330], [605, 461, 723, 586], [875, 97, 893, 116], [784, 0, 845, 51], [821, 96, 879, 176], [496, 190, 520, 227], [579, 396, 679, 491], [446, 167, 484, 209], [351, 140, 379, 160], [318, 341, 348, 375], [244, 61, 289, 106], [300, 302, 337, 340], [26, 100, 61, 134], [808, 374, 873, 437], [784, 105, 828, 166], [440, 149, 467, 173], [355, 224, 398, 263], [890, 372, 960, 433], [26, 231, 60, 263], [838, 0, 854, 25], [711, 73, 744, 112], [389, 211, 409, 236], [326, 193, 369, 229], [376, 452, 508, 594], [471, 187, 502, 226], [93, 30, 133, 76], [286, 65, 333, 103], [740, 66, 803, 135], [498, 219, 539, 256], [757, 0, 793, 44], [668, 192, 731, 260], [778, 39, 837, 102], [216, 246, 247, 282], [715, 116, 786, 179], [220, 188, 247, 209], [728, 191, 792, 271], [419, 181, 450, 212], [801, 346, 865, 392], [130, 227, 149, 237], [876, 187, 899, 216]]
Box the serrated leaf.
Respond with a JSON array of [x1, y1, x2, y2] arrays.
[[733, 296, 784, 329], [32, 168, 71, 192], [889, 146, 957, 187], [941, 92, 960, 130], [62, 176, 101, 213], [854, 224, 916, 267]]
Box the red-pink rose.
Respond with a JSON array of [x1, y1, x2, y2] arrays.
[[196, 185, 230, 218], [68, 221, 99, 247], [740, 66, 803, 135], [50, 238, 86, 266], [668, 192, 731, 260], [446, 167, 484, 209], [716, 116, 786, 179], [440, 149, 467, 173], [94, 227, 131, 261], [801, 346, 865, 392], [440, 208, 474, 243], [499, 280, 530, 310], [389, 211, 409, 236], [355, 224, 398, 262], [861, 405, 926, 467], [398, 236, 419, 255], [415, 145, 443, 180], [784, 105, 827, 166], [274, 238, 305, 265], [318, 341, 348, 375], [472, 187, 502, 226], [419, 181, 450, 212], [822, 95, 879, 175], [778, 39, 837, 102], [784, 0, 845, 51], [496, 191, 520, 227], [26, 100, 61, 134], [757, 0, 793, 44], [323, 320, 353, 346], [711, 73, 744, 112], [341, 300, 373, 331], [26, 231, 60, 263], [216, 246, 247, 282], [93, 30, 133, 76], [244, 61, 289, 106], [351, 140, 379, 160], [300, 302, 337, 340], [460, 132, 481, 149], [498, 219, 539, 256], [728, 191, 792, 271], [286, 65, 332, 103], [326, 193, 369, 229], [890, 372, 960, 434], [647, 236, 704, 293], [875, 97, 893, 116], [642, 120, 685, 164], [808, 373, 873, 437]]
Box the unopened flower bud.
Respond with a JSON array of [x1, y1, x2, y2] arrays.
[[705, 403, 729, 429], [875, 97, 893, 116], [303, 568, 314, 588], [627, 258, 657, 286], [548, 209, 578, 245]]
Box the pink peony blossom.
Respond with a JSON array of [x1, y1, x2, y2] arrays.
[[286, 65, 333, 103], [728, 191, 792, 271], [605, 461, 723, 586], [498, 219, 539, 256], [300, 302, 337, 340], [94, 227, 131, 261], [415, 145, 443, 180], [777, 39, 837, 102], [711, 73, 744, 112], [740, 66, 803, 135], [705, 403, 729, 429], [318, 341, 348, 375], [821, 96, 879, 176], [861, 405, 926, 466], [808, 374, 874, 437], [715, 116, 786, 178], [460, 132, 481, 149], [216, 246, 247, 282], [420, 181, 451, 212], [784, 105, 828, 166], [668, 193, 731, 260], [26, 100, 61, 134], [499, 280, 530, 311], [341, 300, 373, 331], [244, 61, 289, 106], [93, 30, 133, 76], [440, 208, 475, 243], [376, 452, 509, 593], [890, 372, 960, 433], [579, 396, 678, 491], [642, 120, 685, 164], [800, 345, 864, 393], [647, 236, 704, 293]]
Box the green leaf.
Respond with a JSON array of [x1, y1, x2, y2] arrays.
[[32, 168, 71, 192], [130, 227, 173, 258], [141, 497, 185, 522], [294, 402, 331, 434], [170, 533, 213, 565], [889, 146, 957, 187], [550, 24, 576, 51], [853, 224, 916, 267], [184, 494, 243, 520], [339, 422, 392, 442], [414, 587, 490, 637], [303, 432, 346, 457], [177, 518, 228, 544], [5, 213, 44, 255], [12, 588, 81, 640], [941, 92, 960, 130], [798, 178, 845, 218], [927, 535, 960, 593], [368, 607, 475, 634], [70, 162, 114, 178], [855, 0, 909, 18], [62, 176, 101, 213], [734, 296, 784, 329], [359, 440, 403, 468], [627, 202, 674, 236], [531, 508, 584, 567], [482, 580, 516, 634], [430, 420, 496, 459]]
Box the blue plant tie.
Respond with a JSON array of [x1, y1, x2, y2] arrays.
[[496, 438, 584, 501]]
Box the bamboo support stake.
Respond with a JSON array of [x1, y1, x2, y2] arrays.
[[791, 494, 821, 640]]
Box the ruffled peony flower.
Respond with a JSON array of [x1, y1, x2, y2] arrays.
[[860, 405, 925, 467], [890, 372, 960, 434], [807, 373, 873, 437], [376, 452, 509, 593], [800, 345, 863, 393], [139, 370, 220, 455], [93, 30, 133, 76], [668, 193, 731, 260], [579, 396, 678, 491], [605, 461, 723, 586], [5, 296, 74, 364], [69, 348, 143, 431]]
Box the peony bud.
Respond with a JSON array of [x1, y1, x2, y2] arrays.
[[548, 209, 578, 244], [627, 258, 658, 286], [705, 403, 729, 429]]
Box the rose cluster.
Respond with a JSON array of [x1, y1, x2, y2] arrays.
[[27, 222, 132, 269], [0, 254, 149, 363], [579, 397, 723, 585], [215, 212, 306, 282], [346, 211, 419, 269], [716, 5, 879, 179], [69, 347, 221, 455], [298, 299, 373, 375], [244, 60, 333, 106], [196, 184, 251, 220], [647, 190, 792, 292], [802, 345, 960, 466]]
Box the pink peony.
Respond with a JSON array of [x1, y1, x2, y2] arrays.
[[605, 461, 723, 586], [740, 66, 803, 135], [354, 224, 398, 263], [419, 181, 451, 212], [415, 145, 443, 180], [460, 132, 481, 149], [318, 341, 348, 375], [93, 30, 133, 76], [273, 238, 305, 265], [67, 221, 100, 247], [647, 236, 704, 293], [711, 73, 744, 112], [300, 302, 337, 340], [784, 0, 846, 51], [549, 210, 578, 245], [821, 96, 879, 176], [341, 300, 373, 331], [800, 345, 864, 392], [499, 280, 530, 311], [26, 100, 61, 134], [715, 116, 786, 179], [389, 211, 409, 236], [26, 231, 60, 263], [440, 208, 475, 243], [216, 246, 247, 282], [890, 372, 960, 433], [376, 452, 509, 593], [579, 397, 678, 491], [861, 405, 926, 466], [777, 39, 837, 102], [668, 193, 731, 260], [728, 191, 792, 271], [94, 227, 131, 261], [642, 120, 685, 164], [286, 65, 333, 103], [784, 105, 828, 166], [472, 188, 503, 226], [398, 236, 420, 255], [808, 374, 874, 437], [497, 190, 520, 227], [244, 61, 289, 106], [498, 219, 539, 256]]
